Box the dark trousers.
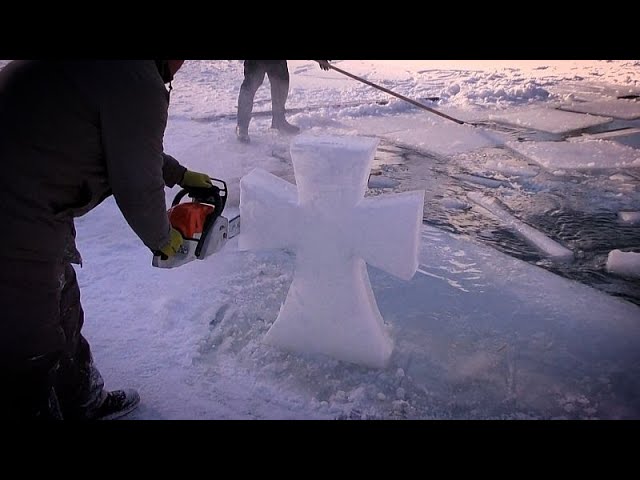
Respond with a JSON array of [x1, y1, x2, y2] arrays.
[[237, 60, 290, 130], [0, 259, 106, 420]]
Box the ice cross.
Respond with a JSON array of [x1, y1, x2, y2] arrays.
[[238, 135, 424, 368]]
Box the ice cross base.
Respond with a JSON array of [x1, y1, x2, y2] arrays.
[[238, 135, 424, 368]]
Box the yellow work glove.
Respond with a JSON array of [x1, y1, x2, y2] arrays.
[[159, 227, 184, 258], [179, 169, 213, 189]]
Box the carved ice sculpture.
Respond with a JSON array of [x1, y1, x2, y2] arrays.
[[238, 135, 424, 368]]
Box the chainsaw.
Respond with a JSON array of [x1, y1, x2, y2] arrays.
[[152, 178, 240, 269]]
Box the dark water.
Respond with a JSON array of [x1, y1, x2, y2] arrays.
[[371, 139, 640, 307]]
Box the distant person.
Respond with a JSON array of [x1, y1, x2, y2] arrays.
[[0, 60, 214, 420], [236, 60, 331, 143]]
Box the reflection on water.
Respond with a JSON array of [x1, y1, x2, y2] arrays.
[[371, 140, 640, 307]]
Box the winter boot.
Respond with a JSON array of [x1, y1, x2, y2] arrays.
[[90, 389, 140, 420], [236, 125, 250, 144], [271, 117, 300, 135]]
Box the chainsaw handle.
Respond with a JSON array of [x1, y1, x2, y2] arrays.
[[171, 187, 224, 213], [171, 179, 228, 210], [171, 189, 191, 207]]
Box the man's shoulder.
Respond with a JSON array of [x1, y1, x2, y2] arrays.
[[71, 61, 167, 105], [84, 60, 159, 82]]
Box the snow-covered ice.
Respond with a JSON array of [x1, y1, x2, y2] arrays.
[[558, 98, 640, 120], [508, 139, 640, 170]]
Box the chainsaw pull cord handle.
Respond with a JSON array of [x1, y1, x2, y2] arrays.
[[217, 179, 228, 212]]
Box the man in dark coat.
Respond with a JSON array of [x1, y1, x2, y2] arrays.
[[0, 60, 213, 420], [235, 60, 331, 143]]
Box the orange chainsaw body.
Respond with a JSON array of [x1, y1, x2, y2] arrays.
[[167, 203, 215, 239]]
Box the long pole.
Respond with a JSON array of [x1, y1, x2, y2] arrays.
[[324, 62, 466, 125]]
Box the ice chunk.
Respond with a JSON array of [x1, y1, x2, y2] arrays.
[[452, 173, 509, 189], [442, 198, 470, 210], [610, 173, 636, 182], [619, 211, 640, 225], [558, 99, 640, 120], [467, 191, 573, 261], [490, 106, 611, 134], [508, 140, 640, 170], [606, 250, 640, 278], [368, 175, 400, 189]]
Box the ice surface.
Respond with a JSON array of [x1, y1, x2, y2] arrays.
[[337, 114, 502, 156], [558, 99, 640, 120], [508, 139, 640, 170], [489, 106, 612, 134], [569, 128, 640, 152]]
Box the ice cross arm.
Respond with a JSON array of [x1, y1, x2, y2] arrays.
[[356, 191, 425, 281], [237, 168, 299, 251]]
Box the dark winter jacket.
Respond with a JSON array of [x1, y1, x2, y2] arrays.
[[0, 60, 186, 263]]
